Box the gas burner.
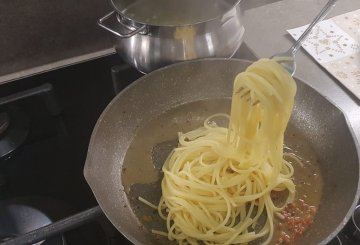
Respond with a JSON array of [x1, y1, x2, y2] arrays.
[[0, 106, 29, 159], [0, 198, 65, 245]]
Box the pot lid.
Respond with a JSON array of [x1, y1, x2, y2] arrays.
[[110, 0, 240, 26]]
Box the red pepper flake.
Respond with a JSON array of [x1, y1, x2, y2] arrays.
[[275, 199, 317, 244]]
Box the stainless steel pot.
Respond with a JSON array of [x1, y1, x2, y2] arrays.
[[98, 0, 244, 73], [84, 59, 360, 245]]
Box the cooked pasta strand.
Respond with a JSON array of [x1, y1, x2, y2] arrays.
[[155, 59, 297, 245]]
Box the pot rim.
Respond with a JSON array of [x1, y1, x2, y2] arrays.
[[110, 0, 242, 27]]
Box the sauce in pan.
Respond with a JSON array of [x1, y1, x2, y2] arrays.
[[273, 123, 323, 244], [122, 99, 230, 192]]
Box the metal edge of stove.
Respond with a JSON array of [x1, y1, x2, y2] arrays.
[[0, 48, 116, 86], [0, 37, 260, 86]]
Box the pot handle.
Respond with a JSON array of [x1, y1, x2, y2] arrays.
[[98, 11, 147, 38]]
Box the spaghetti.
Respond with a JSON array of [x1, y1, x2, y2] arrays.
[[151, 59, 297, 244]]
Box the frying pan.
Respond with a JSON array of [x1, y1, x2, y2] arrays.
[[84, 59, 360, 245]]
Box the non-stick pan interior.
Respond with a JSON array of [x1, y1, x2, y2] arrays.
[[84, 59, 359, 245]]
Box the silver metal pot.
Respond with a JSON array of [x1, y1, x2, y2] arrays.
[[98, 0, 244, 73]]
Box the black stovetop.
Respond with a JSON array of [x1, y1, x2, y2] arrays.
[[0, 54, 141, 245]]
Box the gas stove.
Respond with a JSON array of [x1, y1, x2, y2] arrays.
[[0, 54, 141, 245], [0, 54, 358, 245]]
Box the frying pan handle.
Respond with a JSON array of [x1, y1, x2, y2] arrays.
[[98, 11, 147, 38], [1, 206, 103, 245]]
